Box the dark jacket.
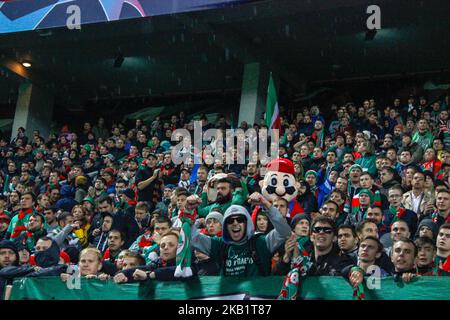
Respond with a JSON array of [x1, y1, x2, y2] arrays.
[[112, 209, 140, 248], [296, 188, 318, 215], [0, 240, 66, 298], [307, 245, 353, 276]]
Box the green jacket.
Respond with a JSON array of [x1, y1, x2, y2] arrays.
[[356, 154, 377, 176], [197, 189, 246, 218], [412, 131, 433, 151]]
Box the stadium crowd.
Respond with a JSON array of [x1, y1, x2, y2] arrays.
[[0, 94, 450, 299]]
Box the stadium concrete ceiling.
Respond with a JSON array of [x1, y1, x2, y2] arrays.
[[1, 0, 450, 111]]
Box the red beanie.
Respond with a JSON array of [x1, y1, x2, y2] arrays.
[[266, 158, 295, 175]]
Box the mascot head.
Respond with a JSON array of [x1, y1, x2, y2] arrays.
[[261, 158, 298, 203]]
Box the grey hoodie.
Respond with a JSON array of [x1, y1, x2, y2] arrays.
[[191, 204, 291, 257]]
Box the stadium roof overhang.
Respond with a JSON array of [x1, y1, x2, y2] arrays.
[[1, 0, 450, 112]]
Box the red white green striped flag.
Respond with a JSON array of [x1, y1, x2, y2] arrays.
[[266, 73, 281, 131]]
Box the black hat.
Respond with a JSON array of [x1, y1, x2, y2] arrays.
[[0, 240, 19, 266], [290, 214, 311, 230], [120, 188, 135, 200]]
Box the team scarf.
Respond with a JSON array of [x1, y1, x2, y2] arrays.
[[143, 243, 160, 264], [352, 189, 381, 216], [388, 205, 406, 224], [351, 267, 366, 300], [312, 128, 325, 148], [432, 255, 450, 276], [421, 160, 442, 178], [138, 231, 156, 249], [23, 229, 46, 252], [10, 208, 34, 239], [277, 236, 312, 300], [174, 208, 197, 278], [431, 210, 450, 224]]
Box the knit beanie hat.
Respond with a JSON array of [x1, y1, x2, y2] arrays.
[[351, 188, 373, 215], [349, 164, 363, 173], [83, 144, 91, 152], [305, 170, 317, 179], [82, 197, 96, 206], [0, 240, 19, 266], [290, 214, 311, 230], [416, 218, 439, 240], [205, 211, 224, 225], [358, 188, 374, 202]]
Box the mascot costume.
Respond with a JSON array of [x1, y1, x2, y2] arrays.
[[257, 158, 303, 221]]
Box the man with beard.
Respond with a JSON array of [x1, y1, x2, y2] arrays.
[[197, 177, 246, 218], [90, 177, 108, 201], [189, 165, 208, 196]]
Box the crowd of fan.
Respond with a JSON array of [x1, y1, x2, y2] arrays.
[[0, 94, 450, 299]]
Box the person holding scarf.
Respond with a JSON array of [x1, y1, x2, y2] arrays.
[[6, 192, 37, 241], [311, 119, 326, 149], [113, 231, 196, 283], [317, 169, 338, 208], [12, 213, 47, 252], [345, 188, 373, 227]]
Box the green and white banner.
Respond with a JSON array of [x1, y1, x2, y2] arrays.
[[10, 276, 450, 300]]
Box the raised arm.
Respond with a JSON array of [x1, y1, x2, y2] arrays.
[[247, 192, 291, 253]]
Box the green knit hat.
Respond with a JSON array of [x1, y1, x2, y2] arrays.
[[82, 197, 95, 206], [349, 164, 363, 173], [83, 144, 92, 153], [358, 188, 374, 202], [305, 170, 317, 179]]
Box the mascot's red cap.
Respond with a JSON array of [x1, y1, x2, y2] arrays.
[[266, 158, 295, 175]]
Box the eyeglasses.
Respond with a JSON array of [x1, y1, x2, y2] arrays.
[[226, 216, 246, 225], [312, 226, 334, 234]]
